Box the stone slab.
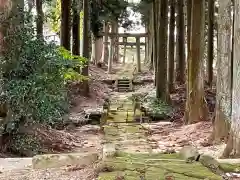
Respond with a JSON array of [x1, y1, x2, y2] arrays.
[[32, 152, 99, 169]]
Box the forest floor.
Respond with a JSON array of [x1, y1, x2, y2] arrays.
[[0, 62, 239, 179]]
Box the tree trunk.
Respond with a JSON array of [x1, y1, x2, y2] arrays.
[[123, 37, 127, 64], [90, 36, 96, 64], [72, 0, 80, 56], [147, 12, 153, 69], [136, 37, 141, 72], [102, 22, 109, 64], [156, 0, 169, 102], [187, 0, 192, 58], [36, 0, 43, 38], [168, 0, 175, 93], [82, 0, 89, 96], [152, 0, 158, 86], [221, 0, 240, 158], [108, 36, 114, 73], [176, 0, 185, 83], [112, 21, 118, 63], [207, 0, 214, 87], [95, 37, 103, 64], [184, 0, 208, 124], [60, 0, 71, 50], [210, 0, 232, 145]]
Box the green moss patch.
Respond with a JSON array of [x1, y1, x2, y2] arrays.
[[97, 152, 226, 180]]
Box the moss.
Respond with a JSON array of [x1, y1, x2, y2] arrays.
[[220, 163, 240, 172], [97, 152, 225, 180], [99, 95, 232, 180]]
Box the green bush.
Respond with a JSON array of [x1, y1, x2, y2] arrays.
[[0, 23, 86, 133]]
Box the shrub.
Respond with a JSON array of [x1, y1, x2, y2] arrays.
[[0, 23, 86, 133]]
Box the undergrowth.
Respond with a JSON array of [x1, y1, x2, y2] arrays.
[[0, 12, 87, 155], [129, 90, 173, 117]]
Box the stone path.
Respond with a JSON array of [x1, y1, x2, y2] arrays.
[[0, 63, 239, 179]]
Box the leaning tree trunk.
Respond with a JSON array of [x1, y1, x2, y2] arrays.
[[156, 0, 169, 102], [168, 0, 175, 93], [36, 0, 43, 38], [207, 0, 214, 87], [210, 0, 232, 145], [221, 0, 240, 158], [176, 0, 185, 83], [184, 0, 208, 124], [60, 0, 71, 50], [82, 0, 90, 96]]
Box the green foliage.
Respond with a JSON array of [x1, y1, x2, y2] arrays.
[[143, 91, 172, 116], [131, 0, 153, 26], [47, 0, 61, 33], [1, 21, 86, 133], [46, 0, 84, 39]]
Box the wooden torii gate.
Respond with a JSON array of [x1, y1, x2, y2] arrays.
[[101, 32, 148, 73]]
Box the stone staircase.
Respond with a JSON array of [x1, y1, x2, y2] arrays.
[[115, 79, 133, 92]]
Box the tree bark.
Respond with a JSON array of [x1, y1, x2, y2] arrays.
[[168, 0, 175, 93], [153, 0, 158, 86], [82, 0, 89, 96], [136, 37, 141, 72], [187, 0, 192, 58], [36, 0, 43, 38], [210, 0, 232, 145], [176, 0, 185, 83], [207, 0, 214, 87], [72, 0, 80, 56], [184, 0, 208, 124], [107, 36, 114, 73], [123, 37, 127, 64], [102, 22, 109, 64], [156, 0, 169, 102], [95, 37, 103, 64], [222, 0, 240, 158], [60, 0, 71, 50]]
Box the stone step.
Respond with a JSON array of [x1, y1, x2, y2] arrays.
[[118, 78, 130, 81], [118, 80, 130, 83], [118, 88, 131, 92], [32, 152, 99, 169], [117, 84, 130, 88]]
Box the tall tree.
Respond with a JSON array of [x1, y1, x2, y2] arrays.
[[187, 0, 192, 55], [102, 21, 109, 64], [156, 0, 169, 101], [207, 0, 214, 87], [168, 0, 175, 93], [152, 0, 158, 85], [36, 0, 43, 38], [72, 0, 81, 56], [184, 0, 208, 124], [210, 0, 232, 144], [60, 0, 71, 50], [221, 0, 240, 158], [176, 0, 185, 83], [82, 0, 90, 95]]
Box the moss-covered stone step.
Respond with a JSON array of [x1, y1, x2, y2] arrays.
[[97, 152, 240, 180]]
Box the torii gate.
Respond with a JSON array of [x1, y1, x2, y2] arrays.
[[101, 31, 148, 73]]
